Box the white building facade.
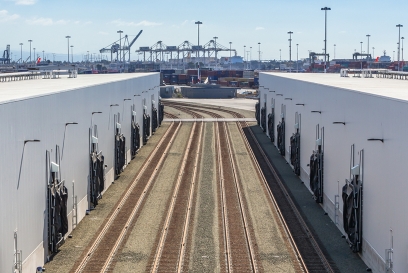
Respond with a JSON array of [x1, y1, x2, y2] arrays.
[[259, 72, 408, 272], [0, 73, 159, 272]]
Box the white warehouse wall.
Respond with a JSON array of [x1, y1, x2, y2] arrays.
[[259, 73, 408, 272], [0, 73, 159, 272]]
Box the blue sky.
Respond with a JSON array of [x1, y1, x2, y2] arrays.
[[1, 0, 407, 62]]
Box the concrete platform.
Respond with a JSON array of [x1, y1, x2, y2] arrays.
[[251, 124, 370, 272]]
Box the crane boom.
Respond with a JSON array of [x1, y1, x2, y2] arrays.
[[127, 30, 143, 49]]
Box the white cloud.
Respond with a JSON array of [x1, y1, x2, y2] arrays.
[[181, 20, 188, 26], [255, 26, 265, 31], [13, 0, 37, 5], [26, 17, 69, 26], [99, 31, 109, 35], [0, 10, 20, 22], [84, 21, 92, 25], [111, 19, 162, 27]]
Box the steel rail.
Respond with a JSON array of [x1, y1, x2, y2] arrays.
[[150, 121, 202, 272], [100, 121, 182, 272], [235, 120, 308, 272], [164, 101, 336, 272], [222, 121, 258, 272], [73, 120, 181, 273], [177, 120, 204, 273], [215, 122, 232, 272]]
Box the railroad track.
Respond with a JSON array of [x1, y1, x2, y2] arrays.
[[71, 120, 182, 273], [148, 118, 204, 272], [163, 100, 339, 273], [165, 103, 260, 272]]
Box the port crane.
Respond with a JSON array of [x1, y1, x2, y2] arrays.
[[135, 39, 236, 63], [99, 30, 143, 62], [0, 45, 10, 64]]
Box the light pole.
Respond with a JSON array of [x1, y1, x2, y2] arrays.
[[19, 43, 23, 63], [213, 36, 218, 66], [393, 50, 395, 62], [70, 45, 74, 63], [258, 42, 261, 69], [117, 30, 123, 63], [287, 31, 293, 61], [296, 44, 299, 72], [402, 37, 405, 64], [33, 48, 36, 63], [250, 46, 252, 69], [360, 41, 363, 59], [396, 24, 403, 71], [372, 47, 375, 59], [229, 42, 232, 70], [195, 21, 202, 57], [65, 36, 71, 63], [244, 45, 246, 69], [42, 50, 45, 61], [366, 34, 371, 59], [321, 7, 331, 73], [279, 49, 281, 61], [28, 40, 32, 63], [334, 44, 336, 59]]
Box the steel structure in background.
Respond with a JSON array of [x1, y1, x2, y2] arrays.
[[136, 39, 236, 64], [99, 30, 143, 62], [0, 45, 10, 64]]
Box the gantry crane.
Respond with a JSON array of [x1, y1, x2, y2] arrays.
[[99, 30, 143, 62]]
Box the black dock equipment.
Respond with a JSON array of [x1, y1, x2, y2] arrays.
[[131, 108, 140, 158], [277, 104, 286, 156], [89, 125, 105, 208], [114, 114, 126, 177], [267, 99, 275, 143], [143, 105, 150, 145], [158, 99, 164, 126], [310, 125, 324, 203], [342, 145, 363, 253], [255, 99, 260, 125], [46, 147, 68, 254], [152, 100, 158, 134], [290, 112, 301, 176]]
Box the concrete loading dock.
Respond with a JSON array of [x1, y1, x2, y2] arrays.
[[0, 73, 159, 272], [258, 72, 408, 272]]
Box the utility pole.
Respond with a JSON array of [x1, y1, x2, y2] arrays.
[[321, 7, 331, 73], [279, 49, 281, 61], [287, 31, 293, 61], [70, 45, 74, 63], [33, 48, 36, 63], [65, 36, 71, 63], [396, 24, 403, 71], [334, 44, 336, 59]]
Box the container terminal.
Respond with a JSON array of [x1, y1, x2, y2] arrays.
[[1, 21, 408, 273]]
